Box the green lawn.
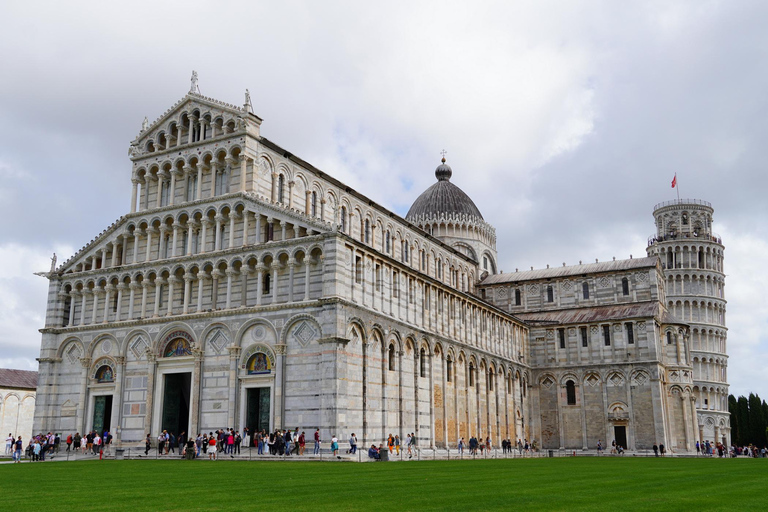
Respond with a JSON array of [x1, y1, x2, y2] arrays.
[[2, 457, 765, 511]]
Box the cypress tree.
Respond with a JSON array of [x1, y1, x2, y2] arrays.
[[728, 395, 739, 445], [749, 394, 766, 446], [737, 396, 749, 445]]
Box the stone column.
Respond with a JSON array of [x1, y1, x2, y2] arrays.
[[304, 256, 312, 300], [240, 270, 248, 308], [110, 242, 118, 267], [188, 116, 197, 144], [132, 229, 141, 264], [200, 219, 209, 253], [287, 258, 296, 303], [228, 214, 236, 249], [101, 247, 109, 269], [159, 225, 170, 258], [196, 164, 203, 200], [442, 354, 448, 448], [128, 282, 139, 319], [271, 262, 279, 304], [305, 190, 311, 216], [190, 348, 203, 436], [225, 269, 235, 309], [171, 223, 180, 257], [211, 270, 222, 309], [274, 344, 287, 429], [130, 179, 139, 213], [183, 275, 193, 314], [255, 266, 264, 306], [186, 222, 195, 255], [145, 227, 155, 262], [196, 272, 207, 312], [94, 286, 105, 324], [254, 214, 262, 244], [115, 283, 127, 322], [227, 346, 242, 428], [169, 169, 178, 206], [140, 281, 150, 318], [153, 278, 164, 317], [76, 357, 92, 434], [270, 172, 278, 203], [112, 357, 126, 447], [240, 156, 249, 192], [68, 291, 78, 326], [280, 221, 287, 240], [156, 172, 165, 208], [166, 276, 177, 316], [429, 349, 436, 449], [144, 353, 157, 436], [214, 215, 224, 251], [242, 210, 249, 246]]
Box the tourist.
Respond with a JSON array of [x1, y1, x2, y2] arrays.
[[93, 432, 101, 455], [314, 428, 321, 455], [387, 434, 394, 454], [145, 433, 151, 455], [257, 431, 264, 455], [32, 439, 41, 462], [234, 431, 242, 455], [293, 428, 300, 455], [74, 432, 82, 453], [158, 431, 166, 455], [13, 436, 22, 463], [227, 430, 235, 455], [185, 437, 195, 460], [298, 431, 306, 455], [66, 433, 72, 452], [283, 430, 292, 456], [395, 435, 400, 455], [331, 434, 339, 456], [653, 443, 659, 456], [196, 434, 202, 457], [208, 434, 217, 460], [103, 431, 112, 456], [169, 432, 176, 455], [597, 440, 603, 455], [5, 433, 13, 455], [368, 444, 380, 460], [458, 438, 464, 455], [695, 440, 700, 455], [486, 437, 492, 453], [659, 443, 666, 456], [347, 433, 357, 454]]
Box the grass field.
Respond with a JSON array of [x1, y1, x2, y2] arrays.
[[2, 457, 765, 511]]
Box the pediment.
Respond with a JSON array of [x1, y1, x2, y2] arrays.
[[130, 93, 261, 158], [56, 214, 133, 276]]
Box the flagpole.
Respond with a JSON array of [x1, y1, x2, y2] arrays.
[[676, 174, 680, 202]]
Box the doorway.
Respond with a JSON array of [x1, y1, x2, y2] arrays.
[[161, 372, 191, 436], [613, 425, 628, 450], [246, 387, 271, 434], [92, 395, 112, 434]]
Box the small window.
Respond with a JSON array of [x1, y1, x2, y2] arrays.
[[488, 371, 494, 391], [558, 328, 566, 349], [388, 344, 396, 371], [264, 221, 274, 242], [385, 231, 391, 253], [603, 325, 611, 346], [311, 191, 317, 217], [469, 363, 475, 387], [566, 380, 576, 405], [278, 174, 285, 203], [667, 331, 673, 345], [582, 282, 589, 299], [375, 264, 381, 291], [580, 327, 588, 347], [446, 357, 453, 383], [263, 273, 271, 294], [419, 348, 426, 377], [355, 256, 362, 284], [392, 272, 399, 298], [547, 285, 554, 303], [515, 289, 521, 306], [340, 207, 347, 233], [622, 277, 629, 296], [625, 323, 634, 344], [483, 257, 488, 270], [365, 219, 370, 244]]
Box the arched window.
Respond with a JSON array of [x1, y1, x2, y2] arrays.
[[625, 323, 634, 344], [364, 219, 370, 244], [419, 348, 426, 377], [421, 251, 426, 270], [515, 288, 521, 306], [667, 331, 673, 345], [582, 282, 589, 299], [446, 356, 453, 383], [385, 231, 390, 253], [311, 191, 317, 217], [340, 206, 347, 233], [488, 370, 494, 391], [164, 337, 192, 357], [186, 173, 197, 201], [95, 365, 114, 383], [437, 260, 443, 279], [278, 174, 285, 203], [566, 380, 576, 405], [622, 277, 629, 296], [547, 285, 554, 303], [469, 363, 475, 387], [388, 344, 396, 371]]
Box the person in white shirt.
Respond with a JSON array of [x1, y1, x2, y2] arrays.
[[6, 434, 14, 455]]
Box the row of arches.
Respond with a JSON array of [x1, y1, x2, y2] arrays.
[[667, 300, 726, 328], [649, 244, 724, 272], [142, 107, 240, 154], [665, 273, 725, 299], [58, 246, 324, 327]]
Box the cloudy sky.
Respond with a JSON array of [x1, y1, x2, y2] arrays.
[[1, 1, 766, 399]]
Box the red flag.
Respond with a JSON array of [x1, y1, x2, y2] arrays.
[[671, 175, 677, 188]]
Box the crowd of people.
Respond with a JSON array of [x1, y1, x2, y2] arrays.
[[4, 430, 115, 462]]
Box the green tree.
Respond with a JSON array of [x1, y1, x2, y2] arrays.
[[728, 395, 739, 444], [748, 394, 766, 446], [737, 396, 749, 445]]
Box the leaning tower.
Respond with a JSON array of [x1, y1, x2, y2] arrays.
[[647, 199, 730, 446]]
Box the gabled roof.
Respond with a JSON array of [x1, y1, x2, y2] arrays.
[[515, 301, 687, 326], [481, 257, 659, 285], [0, 368, 38, 390]]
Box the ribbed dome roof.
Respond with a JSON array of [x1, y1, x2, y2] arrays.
[[406, 159, 484, 220]]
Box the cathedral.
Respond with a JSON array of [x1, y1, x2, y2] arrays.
[[33, 79, 730, 453]]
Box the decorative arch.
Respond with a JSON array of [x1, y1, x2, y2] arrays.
[[282, 313, 323, 347], [235, 318, 278, 347], [91, 357, 116, 382], [160, 330, 195, 358], [240, 343, 276, 375]]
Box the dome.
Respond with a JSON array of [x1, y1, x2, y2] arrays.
[[406, 158, 484, 220]]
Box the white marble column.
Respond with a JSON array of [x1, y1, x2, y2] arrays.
[[214, 215, 224, 251], [183, 275, 193, 314], [166, 276, 178, 316], [153, 278, 164, 317], [225, 269, 235, 309], [242, 211, 250, 246], [304, 257, 312, 300], [130, 179, 139, 213], [196, 272, 207, 312], [128, 282, 139, 319], [115, 283, 126, 322], [255, 266, 264, 306], [140, 281, 150, 318]]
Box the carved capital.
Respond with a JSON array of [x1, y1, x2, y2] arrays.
[[274, 344, 287, 355], [79, 357, 92, 369]]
